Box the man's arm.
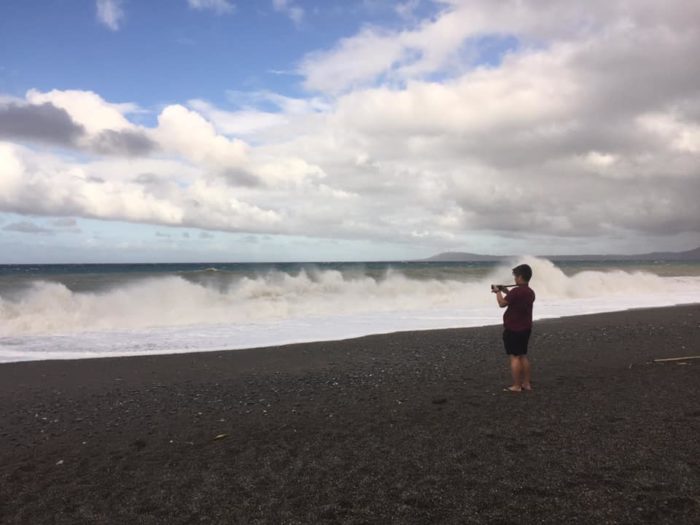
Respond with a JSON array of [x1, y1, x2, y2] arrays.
[[496, 290, 508, 308]]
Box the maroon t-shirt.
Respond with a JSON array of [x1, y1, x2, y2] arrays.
[[503, 285, 535, 332]]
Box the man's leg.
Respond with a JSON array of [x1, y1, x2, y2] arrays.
[[508, 355, 522, 391], [520, 356, 532, 390]]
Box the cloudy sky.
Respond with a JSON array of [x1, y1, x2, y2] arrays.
[[0, 0, 698, 263]]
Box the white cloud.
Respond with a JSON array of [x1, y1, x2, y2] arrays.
[[3, 221, 53, 234], [225, 90, 330, 115], [332, 47, 576, 136], [26, 89, 137, 134], [2, 0, 700, 253], [0, 142, 282, 233], [395, 0, 421, 20], [52, 218, 78, 228], [154, 104, 249, 173], [272, 0, 304, 25], [17, 90, 155, 156], [299, 0, 700, 94], [638, 112, 700, 154], [584, 151, 617, 168], [96, 0, 124, 31], [188, 99, 288, 136], [300, 28, 406, 94], [187, 0, 234, 15]]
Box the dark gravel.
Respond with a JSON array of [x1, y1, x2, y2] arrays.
[[1, 305, 699, 524]]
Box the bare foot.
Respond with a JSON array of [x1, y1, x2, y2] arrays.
[[521, 383, 533, 391]]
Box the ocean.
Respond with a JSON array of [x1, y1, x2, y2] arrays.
[[1, 257, 699, 363]]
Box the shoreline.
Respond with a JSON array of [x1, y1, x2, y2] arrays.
[[2, 301, 699, 366], [1, 304, 699, 523]]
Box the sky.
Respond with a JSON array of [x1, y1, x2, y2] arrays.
[[0, 0, 699, 263]]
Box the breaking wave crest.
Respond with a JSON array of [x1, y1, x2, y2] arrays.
[[1, 257, 698, 336]]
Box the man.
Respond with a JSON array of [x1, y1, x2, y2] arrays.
[[494, 264, 535, 392]]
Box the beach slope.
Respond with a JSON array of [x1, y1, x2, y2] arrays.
[[1, 305, 699, 523]]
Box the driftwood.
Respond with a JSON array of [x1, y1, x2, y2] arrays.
[[652, 356, 700, 363]]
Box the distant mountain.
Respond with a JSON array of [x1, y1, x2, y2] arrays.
[[422, 247, 700, 262], [633, 246, 700, 261]]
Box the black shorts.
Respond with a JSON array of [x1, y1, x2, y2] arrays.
[[503, 329, 531, 356]]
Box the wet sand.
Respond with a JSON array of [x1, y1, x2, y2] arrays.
[[1, 305, 699, 524]]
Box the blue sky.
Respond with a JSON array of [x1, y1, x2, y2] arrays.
[[0, 1, 429, 107], [1, 0, 699, 262]]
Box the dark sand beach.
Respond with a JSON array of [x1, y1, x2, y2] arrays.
[[1, 305, 699, 524]]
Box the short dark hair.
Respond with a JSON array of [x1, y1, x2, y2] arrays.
[[512, 264, 532, 282]]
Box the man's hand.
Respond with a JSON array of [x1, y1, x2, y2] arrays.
[[495, 289, 508, 308]]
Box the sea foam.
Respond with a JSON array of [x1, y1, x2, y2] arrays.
[[1, 257, 698, 362]]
